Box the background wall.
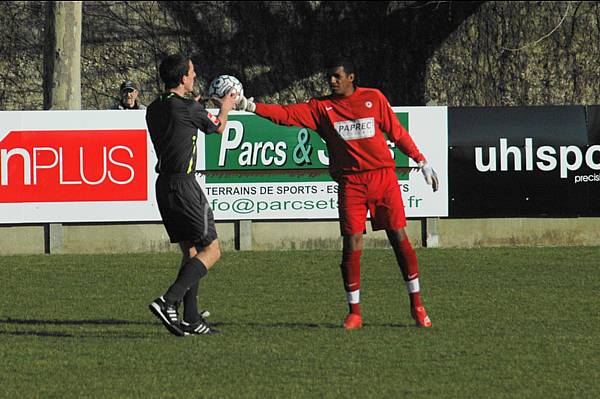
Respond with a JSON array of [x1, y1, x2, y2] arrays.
[[2, 1, 600, 254], [3, 218, 600, 255]]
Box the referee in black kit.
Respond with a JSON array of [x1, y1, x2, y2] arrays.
[[145, 54, 237, 336]]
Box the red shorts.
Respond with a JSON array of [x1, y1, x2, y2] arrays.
[[337, 168, 406, 236]]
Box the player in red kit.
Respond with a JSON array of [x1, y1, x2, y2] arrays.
[[236, 59, 439, 329]]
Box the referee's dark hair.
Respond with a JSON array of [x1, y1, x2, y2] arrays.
[[159, 54, 192, 89]]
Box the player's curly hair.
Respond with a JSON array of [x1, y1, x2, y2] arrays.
[[159, 54, 192, 89]]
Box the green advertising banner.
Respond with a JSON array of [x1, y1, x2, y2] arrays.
[[203, 113, 410, 183], [198, 107, 447, 220]]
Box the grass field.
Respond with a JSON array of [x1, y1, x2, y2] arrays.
[[0, 247, 598, 398]]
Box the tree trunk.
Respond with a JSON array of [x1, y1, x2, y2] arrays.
[[43, 1, 82, 110]]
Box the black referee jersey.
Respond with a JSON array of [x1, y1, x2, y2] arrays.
[[146, 92, 221, 175], [145, 92, 221, 245]]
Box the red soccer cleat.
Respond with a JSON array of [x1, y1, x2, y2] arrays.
[[411, 306, 432, 328], [343, 313, 363, 330]]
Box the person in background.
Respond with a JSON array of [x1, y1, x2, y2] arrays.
[[112, 80, 146, 110]]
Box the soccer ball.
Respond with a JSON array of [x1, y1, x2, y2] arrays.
[[208, 75, 243, 99]]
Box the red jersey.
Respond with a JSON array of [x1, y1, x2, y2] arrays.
[[254, 87, 425, 179]]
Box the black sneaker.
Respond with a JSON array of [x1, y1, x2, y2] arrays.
[[149, 296, 184, 337], [181, 314, 219, 335]]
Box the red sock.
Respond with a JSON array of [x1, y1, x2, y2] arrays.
[[409, 287, 422, 308], [398, 238, 422, 308], [340, 250, 362, 315]]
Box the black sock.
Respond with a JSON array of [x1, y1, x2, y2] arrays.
[[164, 258, 208, 305], [183, 282, 200, 323]]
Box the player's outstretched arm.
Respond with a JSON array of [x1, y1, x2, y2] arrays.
[[417, 160, 439, 192]]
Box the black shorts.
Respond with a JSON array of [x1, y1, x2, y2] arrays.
[[155, 174, 218, 247]]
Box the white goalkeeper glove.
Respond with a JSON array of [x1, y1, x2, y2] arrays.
[[417, 160, 439, 192], [236, 95, 256, 112]]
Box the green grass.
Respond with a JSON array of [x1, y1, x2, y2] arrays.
[[0, 247, 598, 398]]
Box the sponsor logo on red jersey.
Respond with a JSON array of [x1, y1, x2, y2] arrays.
[[0, 129, 148, 203], [334, 117, 375, 141]]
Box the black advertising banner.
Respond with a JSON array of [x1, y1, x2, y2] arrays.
[[583, 105, 600, 215], [448, 106, 599, 217]]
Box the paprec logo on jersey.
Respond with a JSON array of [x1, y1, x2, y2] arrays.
[[0, 129, 148, 203], [334, 117, 375, 141]]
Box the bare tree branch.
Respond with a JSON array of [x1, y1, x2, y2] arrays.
[[501, 3, 571, 52]]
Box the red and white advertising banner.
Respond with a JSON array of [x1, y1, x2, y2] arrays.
[[0, 110, 161, 223]]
